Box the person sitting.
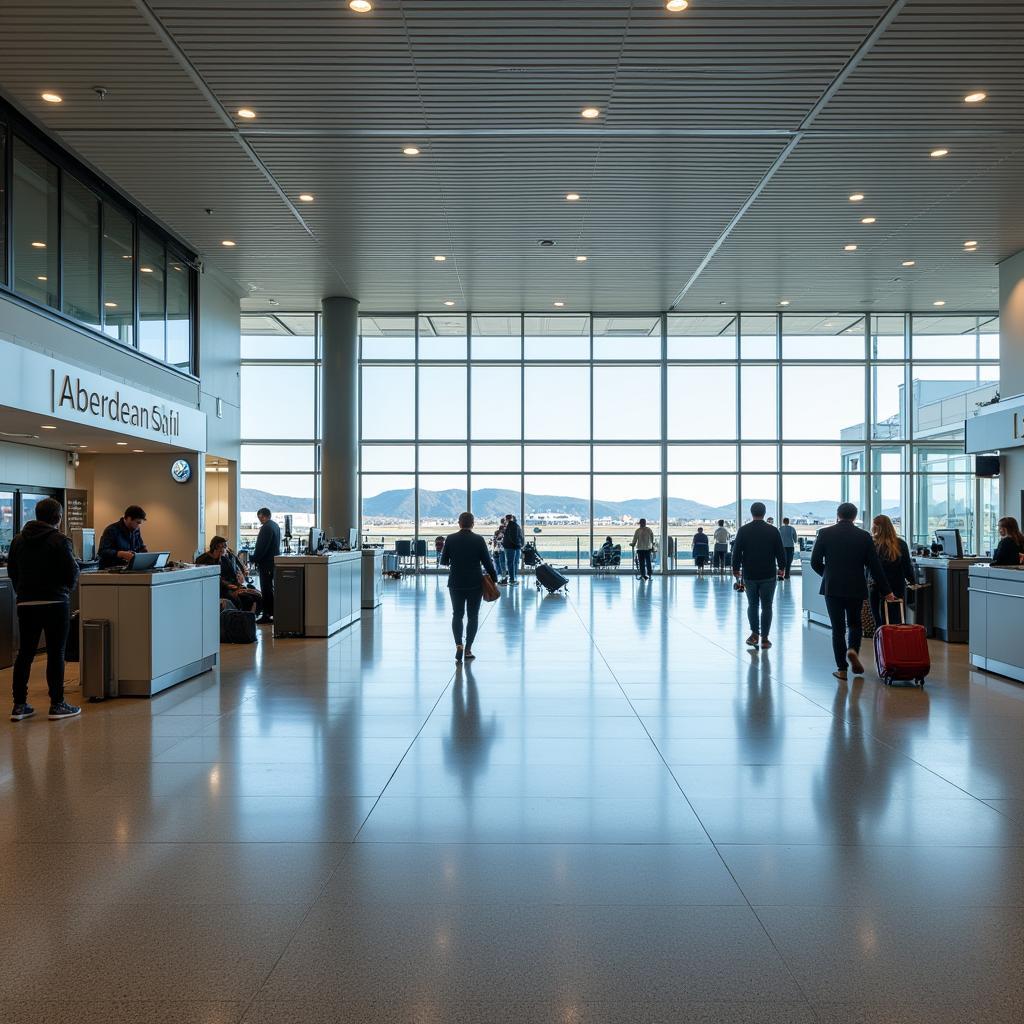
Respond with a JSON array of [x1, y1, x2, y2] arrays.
[[991, 516, 1024, 567], [198, 536, 263, 613]]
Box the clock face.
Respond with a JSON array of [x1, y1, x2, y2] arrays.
[[170, 458, 192, 484]]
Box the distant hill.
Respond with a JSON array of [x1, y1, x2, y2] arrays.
[[239, 486, 314, 515]]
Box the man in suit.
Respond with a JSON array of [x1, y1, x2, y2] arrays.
[[440, 512, 497, 663], [811, 503, 895, 680], [731, 502, 786, 649], [251, 507, 281, 624]]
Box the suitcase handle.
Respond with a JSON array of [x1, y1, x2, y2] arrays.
[[882, 598, 905, 626]]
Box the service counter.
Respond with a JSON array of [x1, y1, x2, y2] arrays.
[[798, 551, 830, 628], [969, 565, 1024, 685], [361, 548, 384, 609], [0, 571, 14, 670], [914, 556, 988, 643], [78, 564, 220, 697], [273, 550, 361, 638]]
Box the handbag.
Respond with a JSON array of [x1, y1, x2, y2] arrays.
[[481, 575, 500, 602], [861, 598, 876, 638]]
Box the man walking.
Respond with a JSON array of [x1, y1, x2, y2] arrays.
[[441, 512, 498, 662], [8, 498, 81, 721], [779, 517, 798, 579], [731, 502, 786, 649], [502, 513, 524, 585], [252, 507, 281, 624], [810, 503, 894, 681], [631, 518, 656, 580]]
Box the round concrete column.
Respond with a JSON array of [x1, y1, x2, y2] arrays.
[[320, 296, 360, 539]]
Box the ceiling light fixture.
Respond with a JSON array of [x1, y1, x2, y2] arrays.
[[566, 192, 581, 201], [104, 301, 118, 308], [132, 449, 144, 453], [31, 241, 46, 248], [221, 239, 236, 247], [116, 441, 128, 446], [576, 255, 588, 262], [964, 91, 987, 104], [581, 107, 600, 119], [403, 146, 420, 156], [237, 108, 256, 120], [666, 0, 689, 10], [444, 300, 455, 307], [78, 444, 88, 448], [37, 275, 47, 281], [434, 255, 447, 262], [933, 300, 946, 307], [41, 92, 63, 104], [40, 424, 57, 430], [140, 266, 153, 273], [861, 216, 877, 224], [298, 193, 314, 202], [779, 300, 790, 307], [964, 240, 978, 247], [930, 148, 949, 158], [844, 244, 858, 251], [553, 301, 565, 307], [849, 193, 865, 202], [349, 0, 373, 11], [902, 260, 916, 267]]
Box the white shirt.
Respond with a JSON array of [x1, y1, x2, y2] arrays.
[[632, 526, 655, 551], [713, 527, 730, 546]]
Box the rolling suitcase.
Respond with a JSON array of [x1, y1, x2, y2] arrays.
[[534, 562, 569, 595], [874, 599, 929, 687]]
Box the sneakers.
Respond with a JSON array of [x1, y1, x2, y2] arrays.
[[745, 633, 759, 648], [10, 703, 35, 722], [455, 644, 464, 664], [48, 701, 81, 721], [464, 648, 476, 661], [760, 638, 772, 649], [847, 649, 865, 675], [833, 669, 848, 681]]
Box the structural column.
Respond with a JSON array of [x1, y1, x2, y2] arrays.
[[320, 295, 360, 539], [999, 251, 1024, 521]]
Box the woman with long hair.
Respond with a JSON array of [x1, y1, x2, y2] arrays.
[[992, 516, 1024, 567], [869, 514, 915, 627]]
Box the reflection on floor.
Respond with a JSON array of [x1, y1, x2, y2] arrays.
[[3, 574, 1024, 1023]]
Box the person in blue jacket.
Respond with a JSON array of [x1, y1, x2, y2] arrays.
[[97, 505, 148, 569]]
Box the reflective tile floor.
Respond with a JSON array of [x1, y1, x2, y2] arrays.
[[3, 574, 1024, 1023]]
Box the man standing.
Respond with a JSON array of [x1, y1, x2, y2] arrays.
[[97, 505, 148, 569], [712, 519, 731, 575], [779, 517, 798, 579], [8, 498, 81, 721], [731, 502, 786, 650], [252, 507, 281, 624], [502, 513, 524, 585], [810, 503, 894, 681], [631, 518, 656, 580]]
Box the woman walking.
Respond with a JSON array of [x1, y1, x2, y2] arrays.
[[440, 512, 498, 663], [869, 514, 916, 627]]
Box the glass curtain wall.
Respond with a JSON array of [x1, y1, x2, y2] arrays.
[[239, 310, 1001, 567]]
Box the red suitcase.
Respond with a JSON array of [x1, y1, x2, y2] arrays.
[[873, 599, 929, 687]]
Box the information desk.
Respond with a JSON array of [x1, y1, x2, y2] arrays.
[[914, 556, 988, 643], [969, 565, 1024, 685], [361, 548, 384, 609], [273, 551, 361, 638], [78, 565, 220, 697], [798, 551, 831, 628]]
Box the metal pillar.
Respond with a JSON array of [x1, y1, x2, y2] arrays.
[[321, 295, 360, 540]]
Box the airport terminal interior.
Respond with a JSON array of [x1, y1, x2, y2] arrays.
[[3, 1, 1024, 1021]]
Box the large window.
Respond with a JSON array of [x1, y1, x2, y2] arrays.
[[239, 310, 1001, 567]]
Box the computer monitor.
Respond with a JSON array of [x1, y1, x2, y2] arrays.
[[348, 527, 358, 550], [127, 551, 169, 572], [934, 529, 963, 559], [307, 527, 323, 553]]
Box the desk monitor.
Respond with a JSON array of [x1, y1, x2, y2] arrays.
[[308, 527, 323, 553], [127, 551, 169, 572], [934, 529, 963, 559]]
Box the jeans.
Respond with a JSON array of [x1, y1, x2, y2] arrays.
[[12, 602, 70, 706], [258, 568, 274, 618], [825, 595, 865, 670], [783, 548, 795, 578], [450, 587, 483, 646], [505, 548, 520, 583], [743, 578, 777, 637], [495, 549, 506, 576], [637, 549, 653, 578]]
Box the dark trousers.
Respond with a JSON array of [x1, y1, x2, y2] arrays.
[[870, 580, 906, 630], [783, 548, 795, 578], [12, 602, 70, 706], [743, 577, 777, 637], [505, 548, 521, 583], [450, 587, 483, 647], [637, 549, 653, 578], [825, 595, 864, 670], [713, 547, 728, 572], [258, 568, 274, 618]]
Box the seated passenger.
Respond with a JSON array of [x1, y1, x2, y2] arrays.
[[198, 536, 263, 613]]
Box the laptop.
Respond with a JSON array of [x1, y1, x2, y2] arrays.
[[126, 551, 170, 572]]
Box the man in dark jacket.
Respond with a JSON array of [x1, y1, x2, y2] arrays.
[[97, 505, 148, 569], [501, 513, 525, 585], [7, 498, 81, 721], [811, 503, 894, 680], [440, 512, 497, 663], [731, 502, 786, 649], [251, 507, 281, 624]]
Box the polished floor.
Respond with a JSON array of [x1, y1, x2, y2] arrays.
[[3, 574, 1024, 1023]]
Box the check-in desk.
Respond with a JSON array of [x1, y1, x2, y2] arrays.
[[915, 556, 988, 643], [798, 550, 830, 628], [969, 565, 1024, 684], [78, 565, 220, 696], [273, 551, 361, 637], [0, 571, 14, 670], [361, 548, 384, 609]]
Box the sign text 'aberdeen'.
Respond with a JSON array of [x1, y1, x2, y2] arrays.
[[53, 371, 181, 439]]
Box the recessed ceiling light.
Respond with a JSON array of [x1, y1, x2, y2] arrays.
[[553, 301, 565, 307], [434, 255, 447, 262], [403, 146, 420, 156], [104, 301, 118, 308], [575, 255, 588, 262], [40, 424, 57, 430], [237, 108, 256, 120], [964, 240, 978, 247], [565, 192, 581, 201], [849, 193, 865, 202], [31, 241, 46, 248], [78, 444, 88, 448], [132, 449, 144, 453], [964, 91, 987, 104], [666, 0, 689, 10], [581, 107, 600, 119], [779, 300, 790, 306], [37, 275, 47, 281], [349, 0, 373, 10], [444, 300, 455, 307], [930, 148, 949, 158], [933, 300, 946, 307], [861, 216, 876, 224], [140, 266, 153, 273], [902, 260, 916, 267], [221, 239, 236, 247], [116, 441, 128, 446], [41, 92, 62, 104], [844, 244, 858, 251], [538, 239, 556, 247], [298, 193, 315, 203]]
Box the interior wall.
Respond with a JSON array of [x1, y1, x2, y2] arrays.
[[203, 461, 235, 548], [78, 451, 202, 561], [0, 440, 71, 490], [199, 267, 243, 463], [999, 250, 1024, 520]]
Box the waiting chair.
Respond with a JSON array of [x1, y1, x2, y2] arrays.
[[395, 539, 413, 572]]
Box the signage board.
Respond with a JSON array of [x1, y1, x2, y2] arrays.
[[965, 394, 1024, 454]]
